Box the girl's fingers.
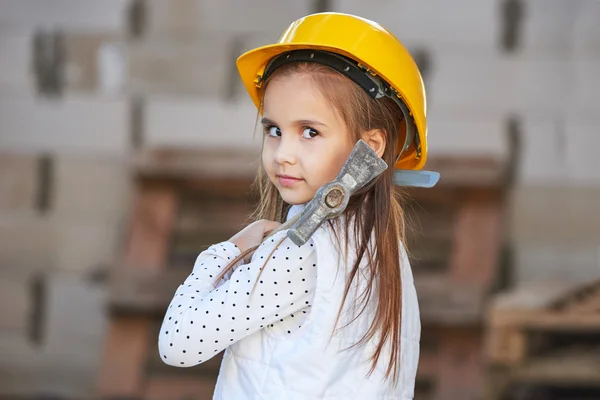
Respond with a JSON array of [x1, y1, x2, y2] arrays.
[[266, 220, 282, 231], [262, 220, 283, 239]]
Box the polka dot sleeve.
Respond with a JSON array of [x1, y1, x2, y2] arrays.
[[158, 231, 317, 367], [177, 241, 242, 298]]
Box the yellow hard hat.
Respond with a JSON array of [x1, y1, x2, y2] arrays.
[[236, 12, 428, 171]]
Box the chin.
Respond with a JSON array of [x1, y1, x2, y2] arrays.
[[278, 188, 312, 205]]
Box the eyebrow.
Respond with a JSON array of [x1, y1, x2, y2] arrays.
[[260, 117, 327, 128]]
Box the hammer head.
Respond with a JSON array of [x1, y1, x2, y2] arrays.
[[287, 140, 388, 246]]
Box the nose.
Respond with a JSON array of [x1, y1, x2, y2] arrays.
[[273, 133, 297, 165]]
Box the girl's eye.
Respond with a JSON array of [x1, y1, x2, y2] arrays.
[[302, 127, 319, 139], [265, 126, 281, 137]]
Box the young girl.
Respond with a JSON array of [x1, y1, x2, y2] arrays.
[[159, 12, 431, 399]]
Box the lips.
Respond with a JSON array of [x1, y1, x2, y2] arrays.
[[277, 174, 301, 180], [277, 174, 303, 187]]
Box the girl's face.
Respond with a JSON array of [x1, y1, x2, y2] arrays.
[[261, 73, 355, 205]]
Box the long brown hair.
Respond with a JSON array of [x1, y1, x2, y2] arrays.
[[212, 61, 410, 386]]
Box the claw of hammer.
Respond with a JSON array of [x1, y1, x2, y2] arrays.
[[286, 139, 388, 246]]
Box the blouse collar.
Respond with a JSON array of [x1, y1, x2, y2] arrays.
[[286, 203, 307, 222]]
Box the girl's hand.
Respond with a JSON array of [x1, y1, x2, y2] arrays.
[[228, 219, 282, 253]]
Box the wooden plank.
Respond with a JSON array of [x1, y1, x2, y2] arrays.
[[565, 294, 600, 314], [144, 375, 217, 400], [551, 279, 600, 313], [108, 268, 189, 315], [122, 182, 178, 271], [487, 281, 600, 330], [175, 197, 252, 235], [490, 311, 600, 331], [132, 147, 259, 181], [406, 203, 456, 240], [170, 193, 255, 264], [97, 316, 153, 397], [417, 352, 440, 378], [484, 326, 528, 366], [424, 156, 508, 188], [484, 366, 512, 400], [511, 346, 600, 387], [406, 185, 463, 206], [489, 282, 584, 314], [414, 379, 436, 400], [487, 281, 600, 368], [408, 237, 453, 274], [449, 194, 503, 286], [414, 275, 486, 324], [431, 327, 484, 400]]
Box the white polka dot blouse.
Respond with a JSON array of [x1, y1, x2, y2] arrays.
[[158, 234, 317, 366]]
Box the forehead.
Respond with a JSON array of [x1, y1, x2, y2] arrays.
[[262, 73, 339, 123]]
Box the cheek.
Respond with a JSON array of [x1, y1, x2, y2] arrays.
[[306, 147, 350, 183], [261, 142, 273, 171], [327, 142, 355, 178], [331, 150, 351, 175]]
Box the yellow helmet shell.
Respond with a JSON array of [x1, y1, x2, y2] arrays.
[[237, 12, 428, 170]]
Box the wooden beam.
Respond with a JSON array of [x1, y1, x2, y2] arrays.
[[488, 281, 600, 330], [97, 182, 178, 397], [96, 316, 153, 397], [108, 268, 189, 316], [551, 279, 600, 314], [449, 193, 504, 286], [122, 182, 179, 271], [484, 326, 528, 366], [414, 275, 486, 324], [144, 375, 217, 400], [510, 346, 600, 387], [432, 327, 484, 400], [423, 156, 509, 188], [418, 352, 440, 378], [490, 311, 600, 331], [132, 147, 259, 181]]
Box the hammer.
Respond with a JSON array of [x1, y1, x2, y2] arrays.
[[268, 139, 388, 246]]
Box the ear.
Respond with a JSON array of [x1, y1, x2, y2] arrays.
[[362, 129, 386, 158]]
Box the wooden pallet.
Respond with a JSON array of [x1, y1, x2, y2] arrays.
[[96, 147, 258, 399], [484, 279, 600, 400], [96, 146, 513, 400], [405, 155, 513, 400]]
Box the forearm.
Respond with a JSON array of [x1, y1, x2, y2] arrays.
[[158, 230, 317, 367]]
